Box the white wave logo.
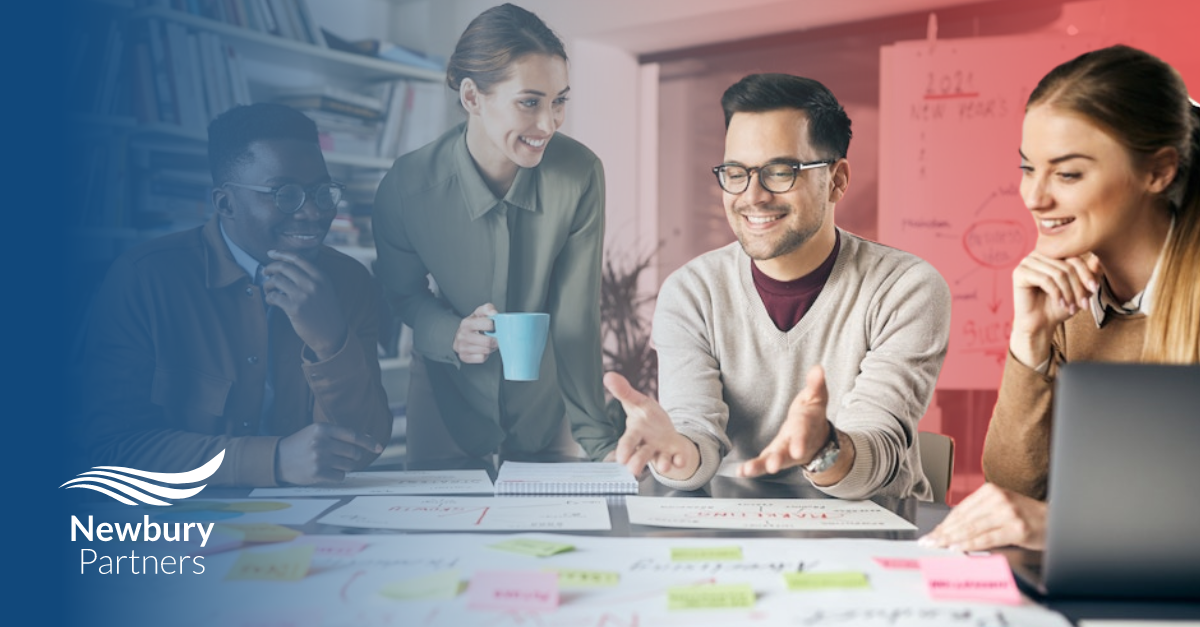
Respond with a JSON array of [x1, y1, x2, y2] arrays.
[[60, 450, 225, 506]]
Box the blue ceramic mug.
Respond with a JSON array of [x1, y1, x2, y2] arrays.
[[484, 313, 550, 381]]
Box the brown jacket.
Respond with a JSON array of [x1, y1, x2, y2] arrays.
[[80, 217, 392, 486], [982, 311, 1146, 500]]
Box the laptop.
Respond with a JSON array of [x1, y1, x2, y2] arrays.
[[1008, 362, 1200, 600]]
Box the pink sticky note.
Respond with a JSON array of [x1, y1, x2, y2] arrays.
[[467, 570, 559, 612], [919, 555, 1021, 605], [293, 536, 367, 558], [873, 557, 920, 570]]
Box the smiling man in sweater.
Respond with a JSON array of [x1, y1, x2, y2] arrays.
[[605, 74, 951, 500]]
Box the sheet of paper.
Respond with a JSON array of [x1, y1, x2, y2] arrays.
[[627, 496, 918, 531], [920, 555, 1021, 605], [249, 470, 494, 497], [494, 461, 638, 494], [225, 545, 314, 581], [317, 496, 612, 531], [467, 570, 559, 611]]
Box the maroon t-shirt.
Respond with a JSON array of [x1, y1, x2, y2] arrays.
[[751, 233, 841, 331]]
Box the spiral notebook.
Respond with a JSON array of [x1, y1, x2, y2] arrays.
[[493, 461, 639, 495]]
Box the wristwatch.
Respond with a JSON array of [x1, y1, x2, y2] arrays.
[[803, 421, 841, 474]]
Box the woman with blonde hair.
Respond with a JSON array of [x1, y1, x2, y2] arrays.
[[923, 44, 1200, 551]]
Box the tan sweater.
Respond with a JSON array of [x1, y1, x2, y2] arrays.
[[982, 312, 1146, 500]]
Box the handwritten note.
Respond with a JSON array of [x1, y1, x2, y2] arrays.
[[379, 569, 462, 601], [219, 523, 302, 543], [668, 583, 756, 610], [783, 571, 871, 590], [671, 546, 743, 562], [920, 555, 1021, 605], [467, 570, 559, 611], [316, 496, 611, 531], [488, 538, 574, 557], [250, 470, 494, 497], [546, 568, 620, 588], [627, 497, 917, 531], [225, 545, 314, 581]]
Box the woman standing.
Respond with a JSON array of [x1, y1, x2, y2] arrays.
[[923, 44, 1200, 551], [374, 4, 614, 463]]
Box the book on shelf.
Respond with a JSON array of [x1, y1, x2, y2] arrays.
[[132, 18, 251, 131], [321, 28, 445, 72], [395, 80, 447, 156], [136, 0, 325, 47], [493, 462, 639, 495], [275, 94, 383, 122]]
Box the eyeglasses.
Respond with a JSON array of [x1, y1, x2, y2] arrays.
[[711, 159, 836, 194], [224, 181, 345, 214]]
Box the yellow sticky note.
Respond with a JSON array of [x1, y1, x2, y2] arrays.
[[380, 569, 463, 601], [545, 568, 620, 588], [668, 583, 756, 610], [225, 545, 314, 581], [783, 571, 870, 591], [219, 523, 302, 543], [488, 538, 575, 557], [670, 546, 743, 562]]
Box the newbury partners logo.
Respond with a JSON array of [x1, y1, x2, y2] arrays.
[[60, 450, 225, 505], [63, 451, 226, 576]]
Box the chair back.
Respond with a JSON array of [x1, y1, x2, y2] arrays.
[[918, 431, 955, 504]]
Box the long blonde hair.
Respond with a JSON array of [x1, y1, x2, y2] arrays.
[[1028, 45, 1200, 363]]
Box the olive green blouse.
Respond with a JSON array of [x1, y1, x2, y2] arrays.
[[373, 123, 615, 459]]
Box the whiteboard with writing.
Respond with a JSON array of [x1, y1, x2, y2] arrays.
[[879, 36, 1101, 388]]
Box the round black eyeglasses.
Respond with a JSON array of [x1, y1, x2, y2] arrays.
[[224, 181, 345, 214]]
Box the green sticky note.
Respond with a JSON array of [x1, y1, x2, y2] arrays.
[[783, 571, 870, 591], [670, 546, 743, 562], [379, 569, 463, 601], [488, 538, 575, 557], [546, 568, 620, 588], [668, 583, 756, 610]]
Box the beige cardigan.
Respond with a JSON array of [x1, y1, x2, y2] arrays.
[[982, 311, 1146, 500]]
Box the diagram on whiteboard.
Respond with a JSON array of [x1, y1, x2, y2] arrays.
[[879, 36, 1098, 389]]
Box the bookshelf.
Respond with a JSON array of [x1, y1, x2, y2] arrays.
[[70, 0, 450, 256], [68, 0, 448, 382], [128, 6, 443, 84]]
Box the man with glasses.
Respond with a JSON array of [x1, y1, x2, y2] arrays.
[[80, 103, 391, 487], [606, 74, 950, 500]]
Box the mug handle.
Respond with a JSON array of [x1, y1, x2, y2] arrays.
[[482, 313, 498, 337]]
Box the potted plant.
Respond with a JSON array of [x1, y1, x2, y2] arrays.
[[600, 246, 659, 433]]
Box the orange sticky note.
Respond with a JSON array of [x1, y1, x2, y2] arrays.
[[919, 555, 1021, 605], [467, 570, 559, 611], [226, 545, 314, 581]]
